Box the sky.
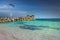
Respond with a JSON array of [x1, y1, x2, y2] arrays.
[[0, 0, 60, 18]]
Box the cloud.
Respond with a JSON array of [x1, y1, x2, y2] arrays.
[[0, 10, 28, 17], [0, 10, 10, 12], [0, 4, 13, 9], [0, 5, 8, 8], [12, 11, 28, 14], [0, 10, 28, 14]]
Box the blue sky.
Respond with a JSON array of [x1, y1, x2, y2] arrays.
[[0, 0, 60, 18]]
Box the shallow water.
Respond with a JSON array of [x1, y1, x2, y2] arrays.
[[0, 20, 60, 40]]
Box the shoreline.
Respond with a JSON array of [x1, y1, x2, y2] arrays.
[[0, 26, 60, 40]]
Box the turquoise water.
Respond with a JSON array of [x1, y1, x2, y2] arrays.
[[0, 20, 60, 40], [0, 20, 60, 30]]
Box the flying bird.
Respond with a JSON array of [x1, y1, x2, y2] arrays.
[[9, 4, 15, 7]]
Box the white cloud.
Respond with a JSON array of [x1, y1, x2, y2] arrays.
[[0, 5, 8, 8], [0, 10, 28, 14], [0, 4, 13, 9], [0, 10, 28, 17], [0, 10, 10, 12], [12, 11, 28, 14]]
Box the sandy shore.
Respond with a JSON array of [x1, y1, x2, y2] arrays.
[[0, 28, 17, 40], [0, 26, 60, 40]]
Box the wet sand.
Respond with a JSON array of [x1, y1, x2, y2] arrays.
[[0, 26, 60, 40]]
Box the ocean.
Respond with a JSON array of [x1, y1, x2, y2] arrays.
[[0, 19, 60, 40]]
